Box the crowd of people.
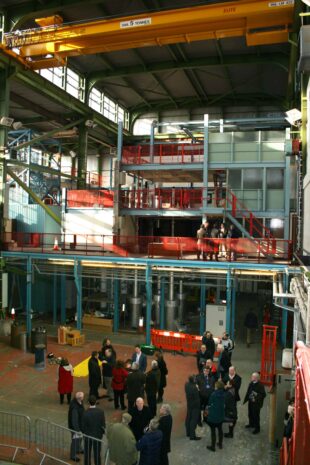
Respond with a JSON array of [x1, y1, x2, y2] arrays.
[[184, 330, 266, 453], [196, 220, 239, 261], [58, 333, 268, 464]]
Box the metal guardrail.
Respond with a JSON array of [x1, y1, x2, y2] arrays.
[[0, 410, 31, 462], [35, 418, 109, 465]]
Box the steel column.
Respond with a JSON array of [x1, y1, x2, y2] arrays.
[[226, 270, 232, 334], [77, 124, 88, 189], [74, 260, 82, 331], [60, 274, 66, 325], [160, 277, 165, 329], [281, 273, 288, 346], [200, 278, 206, 335], [117, 121, 123, 162], [202, 114, 209, 222], [145, 265, 152, 345], [26, 257, 32, 336], [113, 278, 120, 332], [284, 147, 290, 239], [231, 276, 236, 340], [53, 272, 57, 326]]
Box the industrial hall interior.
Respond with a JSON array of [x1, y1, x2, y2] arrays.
[[0, 0, 310, 465]]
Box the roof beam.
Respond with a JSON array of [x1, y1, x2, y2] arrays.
[[87, 53, 288, 82], [129, 93, 286, 114]]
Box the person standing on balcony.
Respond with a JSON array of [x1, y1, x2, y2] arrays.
[[218, 222, 228, 258], [196, 224, 205, 260]]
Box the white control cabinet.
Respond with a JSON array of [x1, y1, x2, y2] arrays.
[[205, 304, 226, 336]]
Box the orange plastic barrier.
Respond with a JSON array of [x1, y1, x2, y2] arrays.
[[151, 329, 219, 356]]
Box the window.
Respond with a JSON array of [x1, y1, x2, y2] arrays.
[[243, 169, 263, 189], [40, 67, 64, 88], [89, 87, 102, 113], [103, 95, 116, 121], [266, 169, 284, 189], [65, 67, 85, 101]]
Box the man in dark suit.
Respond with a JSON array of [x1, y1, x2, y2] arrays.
[[88, 351, 101, 399], [68, 391, 85, 462], [185, 375, 201, 441], [243, 372, 266, 434], [158, 403, 173, 465], [82, 395, 106, 465], [129, 397, 152, 441], [145, 360, 160, 418], [223, 366, 242, 402], [131, 344, 147, 373], [126, 362, 146, 410]]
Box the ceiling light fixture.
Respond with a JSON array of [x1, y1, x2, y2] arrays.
[[0, 116, 23, 130]]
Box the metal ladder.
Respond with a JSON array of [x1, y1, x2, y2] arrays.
[[296, 151, 303, 252]]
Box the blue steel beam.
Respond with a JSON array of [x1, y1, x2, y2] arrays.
[[200, 278, 206, 335], [231, 276, 236, 340], [60, 274, 66, 325], [145, 265, 152, 345], [226, 270, 232, 334], [113, 279, 120, 333], [74, 259, 82, 331], [281, 273, 289, 347], [26, 257, 32, 336], [53, 272, 57, 326], [120, 208, 223, 217], [1, 251, 300, 274], [160, 277, 165, 330]]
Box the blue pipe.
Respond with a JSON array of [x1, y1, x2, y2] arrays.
[[74, 260, 82, 331], [226, 271, 231, 334], [26, 257, 32, 336], [200, 278, 206, 335], [160, 277, 165, 329]]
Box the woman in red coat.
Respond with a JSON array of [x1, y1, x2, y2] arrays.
[[58, 358, 74, 404], [112, 360, 128, 410]]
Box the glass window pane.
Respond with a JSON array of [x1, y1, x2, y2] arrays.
[[243, 169, 262, 189], [266, 168, 284, 189]]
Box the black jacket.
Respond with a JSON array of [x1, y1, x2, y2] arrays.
[[82, 406, 106, 439], [202, 336, 215, 360], [158, 414, 172, 454], [222, 373, 242, 402], [145, 368, 160, 397], [185, 381, 200, 410], [157, 358, 168, 388], [224, 390, 238, 421], [100, 353, 115, 378], [218, 350, 231, 376], [88, 356, 101, 388], [129, 405, 152, 441], [68, 398, 85, 432], [126, 370, 146, 403], [196, 373, 215, 400], [196, 350, 208, 371], [244, 381, 266, 409]]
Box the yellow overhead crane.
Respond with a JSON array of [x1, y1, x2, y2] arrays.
[[2, 0, 294, 70]]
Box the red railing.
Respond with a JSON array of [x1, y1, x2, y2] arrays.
[[122, 143, 204, 164], [1, 233, 293, 262], [120, 187, 226, 209], [67, 189, 114, 208], [226, 189, 272, 238], [260, 325, 277, 386]]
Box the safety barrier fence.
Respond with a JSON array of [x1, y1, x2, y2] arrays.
[[260, 325, 277, 386], [35, 418, 108, 465], [0, 412, 108, 465], [151, 329, 220, 357], [122, 143, 204, 164], [2, 232, 292, 262], [0, 410, 31, 462]]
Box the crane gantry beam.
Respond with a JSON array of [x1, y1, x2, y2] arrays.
[[1, 0, 294, 70]]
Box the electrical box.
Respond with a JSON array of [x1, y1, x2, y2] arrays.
[[205, 304, 226, 336]]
